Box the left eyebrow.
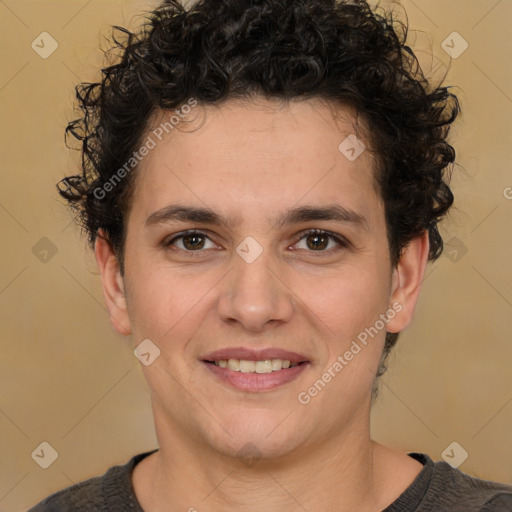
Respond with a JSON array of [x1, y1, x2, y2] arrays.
[[145, 203, 369, 231], [274, 204, 368, 231]]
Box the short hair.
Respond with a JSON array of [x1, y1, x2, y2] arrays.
[[58, 0, 460, 399]]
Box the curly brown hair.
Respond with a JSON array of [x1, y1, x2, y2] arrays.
[[58, 0, 460, 399]]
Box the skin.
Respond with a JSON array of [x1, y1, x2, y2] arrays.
[[95, 97, 428, 511]]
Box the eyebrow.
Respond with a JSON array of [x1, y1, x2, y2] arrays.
[[145, 203, 368, 231]]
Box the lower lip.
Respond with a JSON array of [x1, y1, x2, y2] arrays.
[[203, 361, 310, 392]]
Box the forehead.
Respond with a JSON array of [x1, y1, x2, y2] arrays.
[[129, 97, 383, 229]]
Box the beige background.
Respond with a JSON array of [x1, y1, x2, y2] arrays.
[[0, 0, 511, 510]]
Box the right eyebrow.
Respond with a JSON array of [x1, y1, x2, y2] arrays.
[[145, 204, 234, 228]]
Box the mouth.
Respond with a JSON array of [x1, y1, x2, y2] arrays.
[[204, 358, 305, 373], [200, 347, 310, 392]]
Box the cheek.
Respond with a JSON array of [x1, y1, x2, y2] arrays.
[[307, 264, 391, 337], [124, 261, 216, 344]]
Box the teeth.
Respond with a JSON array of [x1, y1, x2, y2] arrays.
[[271, 359, 282, 371], [227, 359, 240, 371], [240, 360, 255, 373], [213, 358, 299, 372], [255, 360, 273, 374]]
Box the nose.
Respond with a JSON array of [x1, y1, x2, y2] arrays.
[[216, 241, 295, 333]]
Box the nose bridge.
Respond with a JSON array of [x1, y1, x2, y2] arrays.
[[217, 236, 294, 330]]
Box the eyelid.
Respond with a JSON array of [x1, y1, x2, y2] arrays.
[[164, 229, 219, 251], [294, 228, 351, 250]]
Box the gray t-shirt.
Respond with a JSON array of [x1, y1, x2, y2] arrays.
[[27, 450, 512, 511]]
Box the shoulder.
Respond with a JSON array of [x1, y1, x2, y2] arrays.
[[411, 453, 512, 512], [27, 474, 105, 512], [26, 450, 158, 512]]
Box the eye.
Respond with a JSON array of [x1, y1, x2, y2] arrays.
[[165, 230, 217, 252], [293, 229, 349, 252]]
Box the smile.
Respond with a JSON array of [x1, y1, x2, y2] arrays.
[[208, 358, 300, 373], [203, 359, 310, 392]]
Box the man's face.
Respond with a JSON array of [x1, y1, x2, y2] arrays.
[[116, 98, 406, 460]]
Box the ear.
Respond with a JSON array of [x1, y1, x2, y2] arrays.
[[94, 230, 131, 336], [386, 231, 429, 333]]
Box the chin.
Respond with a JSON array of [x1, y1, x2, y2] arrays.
[[201, 413, 308, 462]]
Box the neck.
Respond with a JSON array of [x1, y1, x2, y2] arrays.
[[133, 401, 400, 512]]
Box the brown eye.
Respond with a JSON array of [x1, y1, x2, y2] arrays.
[[181, 233, 206, 250], [294, 229, 348, 252], [165, 230, 215, 252], [305, 232, 329, 250]]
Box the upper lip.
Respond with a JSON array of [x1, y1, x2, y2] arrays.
[[201, 347, 309, 364]]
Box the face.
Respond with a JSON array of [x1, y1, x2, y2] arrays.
[[97, 97, 426, 462]]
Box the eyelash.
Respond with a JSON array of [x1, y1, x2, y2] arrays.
[[164, 228, 349, 256]]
